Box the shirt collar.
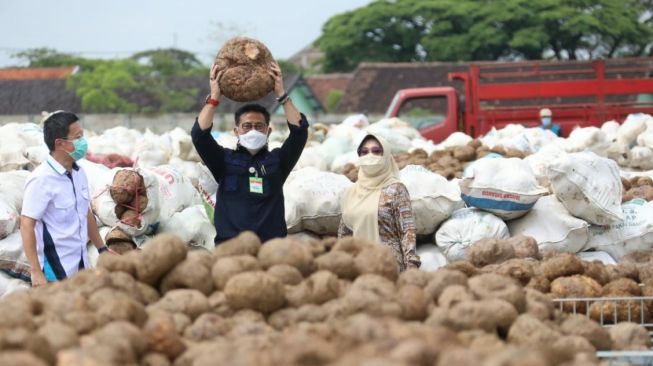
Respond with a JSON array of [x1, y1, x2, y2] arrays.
[[236, 143, 269, 157], [46, 156, 79, 175]]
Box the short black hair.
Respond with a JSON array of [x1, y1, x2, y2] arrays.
[[234, 104, 270, 126], [43, 111, 79, 152]]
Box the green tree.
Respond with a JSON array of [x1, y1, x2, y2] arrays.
[[131, 48, 205, 77], [316, 0, 653, 72], [12, 47, 101, 70], [325, 89, 344, 112], [277, 59, 302, 75], [14, 48, 203, 113]]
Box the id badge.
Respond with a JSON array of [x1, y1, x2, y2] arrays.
[[249, 177, 263, 194]]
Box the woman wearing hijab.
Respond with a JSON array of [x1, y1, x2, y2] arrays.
[[338, 134, 421, 271]]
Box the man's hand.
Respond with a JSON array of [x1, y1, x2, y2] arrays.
[[210, 64, 224, 100], [269, 61, 285, 97], [30, 269, 46, 287]]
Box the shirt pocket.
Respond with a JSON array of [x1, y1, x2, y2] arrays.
[[78, 186, 91, 213], [53, 197, 77, 223]]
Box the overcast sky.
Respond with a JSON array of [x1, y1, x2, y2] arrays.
[[0, 0, 373, 67]]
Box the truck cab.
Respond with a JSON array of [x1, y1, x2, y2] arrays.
[[384, 87, 459, 143]]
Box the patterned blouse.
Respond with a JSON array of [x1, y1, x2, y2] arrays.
[[338, 182, 421, 272]]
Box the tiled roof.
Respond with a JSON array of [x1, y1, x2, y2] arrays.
[[336, 62, 468, 114], [0, 66, 78, 80], [0, 79, 81, 115]]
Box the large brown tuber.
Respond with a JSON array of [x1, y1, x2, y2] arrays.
[[136, 234, 187, 286], [214, 37, 275, 102]]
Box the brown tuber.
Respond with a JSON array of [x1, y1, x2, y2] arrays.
[[214, 37, 275, 102], [224, 271, 286, 314], [467, 238, 515, 267], [135, 233, 187, 285]]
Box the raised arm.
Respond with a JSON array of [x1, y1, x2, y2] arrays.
[[191, 64, 226, 181], [270, 61, 301, 126]]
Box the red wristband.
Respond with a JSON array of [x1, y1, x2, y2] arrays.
[[205, 95, 219, 106]]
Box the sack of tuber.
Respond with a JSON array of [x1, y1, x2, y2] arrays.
[[435, 208, 510, 262], [547, 151, 623, 225], [0, 231, 30, 282], [507, 195, 589, 253], [400, 165, 463, 235], [584, 198, 653, 259], [0, 199, 17, 240], [284, 167, 352, 236], [460, 157, 547, 220], [92, 168, 161, 236], [159, 205, 216, 251]]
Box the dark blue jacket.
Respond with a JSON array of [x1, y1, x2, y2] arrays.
[[191, 115, 308, 244]]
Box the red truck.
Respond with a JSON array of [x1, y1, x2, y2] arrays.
[[385, 58, 653, 143]]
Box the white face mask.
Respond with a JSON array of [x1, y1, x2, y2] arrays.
[[358, 154, 385, 176], [239, 130, 268, 152]]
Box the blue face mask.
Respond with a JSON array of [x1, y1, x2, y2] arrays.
[[67, 136, 88, 161], [541, 117, 551, 126]]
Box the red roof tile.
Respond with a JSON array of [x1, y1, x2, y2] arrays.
[[0, 66, 78, 80]]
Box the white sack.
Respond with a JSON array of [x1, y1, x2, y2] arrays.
[[523, 145, 565, 189], [0, 170, 29, 213], [330, 151, 359, 174], [416, 243, 448, 272], [294, 146, 327, 171], [628, 146, 653, 170], [507, 195, 589, 253], [284, 167, 352, 236], [616, 113, 651, 145], [0, 200, 17, 240], [584, 198, 653, 259], [0, 231, 30, 283], [400, 165, 463, 235], [438, 132, 472, 149], [159, 205, 215, 251], [460, 158, 547, 220], [435, 208, 510, 262], [148, 165, 203, 221], [547, 151, 623, 225]]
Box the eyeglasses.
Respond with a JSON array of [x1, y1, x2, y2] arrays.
[[239, 122, 268, 132], [358, 147, 383, 156], [60, 134, 84, 142]]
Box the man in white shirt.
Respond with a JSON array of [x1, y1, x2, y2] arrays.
[[20, 111, 108, 286]]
